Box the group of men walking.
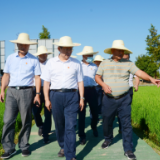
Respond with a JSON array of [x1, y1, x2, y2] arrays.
[[0, 33, 160, 160]]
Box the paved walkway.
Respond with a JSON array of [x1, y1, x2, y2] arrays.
[[11, 108, 160, 160]]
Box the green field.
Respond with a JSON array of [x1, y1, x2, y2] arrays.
[[132, 86, 160, 146]]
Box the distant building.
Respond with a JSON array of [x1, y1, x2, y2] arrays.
[[14, 39, 59, 59], [0, 40, 5, 75]]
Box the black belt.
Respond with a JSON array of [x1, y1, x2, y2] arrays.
[[51, 89, 77, 92], [85, 86, 96, 89], [106, 92, 128, 100], [10, 86, 33, 90]]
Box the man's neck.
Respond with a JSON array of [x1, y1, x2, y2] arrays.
[[59, 54, 69, 62], [39, 59, 47, 63], [112, 56, 120, 62], [18, 51, 28, 58]]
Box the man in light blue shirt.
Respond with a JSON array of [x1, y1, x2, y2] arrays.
[[77, 46, 99, 145], [0, 33, 41, 159]]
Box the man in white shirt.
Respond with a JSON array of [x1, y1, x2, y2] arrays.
[[32, 46, 52, 144], [41, 36, 84, 160], [77, 46, 99, 145]]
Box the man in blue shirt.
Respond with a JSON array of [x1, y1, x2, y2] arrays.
[[0, 33, 41, 159], [77, 46, 99, 145]]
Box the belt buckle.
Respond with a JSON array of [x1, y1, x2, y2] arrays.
[[16, 86, 20, 90]]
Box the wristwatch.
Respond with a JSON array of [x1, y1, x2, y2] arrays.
[[36, 92, 41, 95], [80, 97, 85, 100]]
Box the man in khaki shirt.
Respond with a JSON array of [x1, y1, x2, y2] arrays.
[[95, 40, 160, 160]]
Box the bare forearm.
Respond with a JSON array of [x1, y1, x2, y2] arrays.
[[78, 81, 84, 97], [43, 81, 50, 101], [135, 70, 152, 81], [135, 76, 140, 86], [95, 75, 105, 87], [35, 76, 41, 93], [1, 74, 10, 92]]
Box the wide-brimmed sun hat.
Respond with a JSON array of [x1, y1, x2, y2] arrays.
[[71, 55, 77, 58], [33, 46, 53, 56], [94, 55, 104, 62], [10, 33, 37, 45], [53, 36, 81, 47], [104, 40, 132, 54], [77, 46, 99, 55]]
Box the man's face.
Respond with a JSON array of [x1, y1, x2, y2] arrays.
[[123, 54, 129, 60], [94, 61, 101, 67], [83, 55, 93, 61], [17, 43, 30, 55], [111, 49, 124, 60], [38, 54, 48, 62], [58, 47, 73, 60]]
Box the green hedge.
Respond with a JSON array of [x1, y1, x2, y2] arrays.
[[132, 86, 160, 145]]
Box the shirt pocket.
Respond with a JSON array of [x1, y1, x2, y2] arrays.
[[20, 64, 34, 74]]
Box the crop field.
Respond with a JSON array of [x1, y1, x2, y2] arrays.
[[132, 86, 160, 146]]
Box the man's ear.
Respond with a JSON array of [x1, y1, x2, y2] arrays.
[[58, 46, 61, 52]]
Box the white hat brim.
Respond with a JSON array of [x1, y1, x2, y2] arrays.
[[53, 42, 81, 47], [104, 47, 132, 54], [33, 52, 53, 56], [10, 40, 37, 45], [77, 51, 99, 55]]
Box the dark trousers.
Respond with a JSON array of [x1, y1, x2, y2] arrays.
[[32, 88, 52, 140], [1, 87, 33, 153], [78, 87, 98, 138], [95, 85, 103, 114], [50, 91, 79, 160], [102, 92, 133, 152], [118, 87, 133, 131]]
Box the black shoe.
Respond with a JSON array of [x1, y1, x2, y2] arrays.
[[101, 140, 111, 149], [1, 149, 16, 159], [43, 139, 50, 144], [124, 151, 136, 160], [93, 128, 98, 137], [22, 150, 31, 157], [38, 127, 43, 136], [71, 158, 76, 160], [58, 149, 64, 157], [79, 138, 86, 145]]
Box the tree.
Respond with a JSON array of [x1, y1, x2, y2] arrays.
[[39, 25, 51, 39], [145, 24, 160, 77], [135, 54, 159, 78]]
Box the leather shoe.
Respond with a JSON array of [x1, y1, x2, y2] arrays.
[[58, 149, 64, 157]]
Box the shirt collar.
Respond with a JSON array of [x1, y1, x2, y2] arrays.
[[55, 55, 71, 62], [109, 57, 123, 62], [16, 52, 29, 58]]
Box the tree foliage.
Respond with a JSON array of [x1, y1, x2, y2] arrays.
[[135, 54, 159, 77], [135, 24, 160, 78], [39, 25, 50, 39]]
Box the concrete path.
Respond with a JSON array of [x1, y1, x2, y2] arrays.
[[11, 108, 160, 160]]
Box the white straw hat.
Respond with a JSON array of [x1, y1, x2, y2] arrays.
[[71, 55, 77, 58], [33, 46, 53, 56], [53, 36, 81, 47], [94, 55, 104, 62], [104, 40, 132, 54], [77, 46, 99, 55], [10, 33, 37, 45]]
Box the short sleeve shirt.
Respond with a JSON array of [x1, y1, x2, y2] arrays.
[[81, 62, 98, 87], [41, 56, 83, 89], [96, 58, 139, 97], [4, 52, 41, 86]]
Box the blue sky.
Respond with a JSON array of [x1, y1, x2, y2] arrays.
[[1, 0, 160, 62]]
